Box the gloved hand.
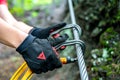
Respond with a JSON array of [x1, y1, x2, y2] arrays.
[[29, 23, 66, 39], [16, 34, 68, 74]]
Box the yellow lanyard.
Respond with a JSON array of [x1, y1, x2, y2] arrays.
[[10, 62, 33, 80]]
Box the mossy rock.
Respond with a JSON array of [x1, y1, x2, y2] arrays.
[[100, 27, 118, 47], [100, 27, 120, 57]]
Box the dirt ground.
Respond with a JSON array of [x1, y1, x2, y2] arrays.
[[0, 44, 24, 80]]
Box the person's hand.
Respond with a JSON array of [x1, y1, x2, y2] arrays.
[[16, 34, 68, 74], [29, 23, 66, 39]]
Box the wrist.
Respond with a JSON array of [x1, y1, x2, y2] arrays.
[[16, 21, 33, 33], [14, 35, 28, 49], [16, 35, 35, 53]]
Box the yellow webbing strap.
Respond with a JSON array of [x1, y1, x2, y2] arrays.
[[10, 62, 33, 80], [10, 58, 68, 80], [21, 68, 33, 80]]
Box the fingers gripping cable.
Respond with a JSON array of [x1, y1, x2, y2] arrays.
[[10, 24, 85, 80], [11, 0, 89, 79]]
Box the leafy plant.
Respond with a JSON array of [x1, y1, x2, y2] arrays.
[[8, 0, 52, 17]]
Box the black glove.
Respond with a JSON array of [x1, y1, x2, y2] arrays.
[[48, 34, 68, 47], [29, 23, 66, 39], [16, 34, 68, 74]]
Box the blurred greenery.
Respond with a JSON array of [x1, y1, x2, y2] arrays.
[[74, 0, 120, 79], [8, 0, 52, 17]]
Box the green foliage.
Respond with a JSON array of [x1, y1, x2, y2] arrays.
[[91, 28, 120, 79], [23, 0, 52, 10], [8, 0, 52, 17], [76, 0, 119, 37], [31, 11, 39, 17], [75, 0, 120, 79], [100, 27, 118, 46], [8, 0, 24, 16]]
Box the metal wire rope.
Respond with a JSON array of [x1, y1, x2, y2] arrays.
[[68, 0, 89, 80]]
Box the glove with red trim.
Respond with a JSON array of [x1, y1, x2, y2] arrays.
[[29, 23, 66, 39], [16, 34, 68, 74]]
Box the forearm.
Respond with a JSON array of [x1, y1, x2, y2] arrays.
[[0, 18, 28, 48], [0, 5, 33, 33], [13, 21, 33, 33], [0, 5, 17, 25]]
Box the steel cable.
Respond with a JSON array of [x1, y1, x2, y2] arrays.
[[68, 0, 89, 80]]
